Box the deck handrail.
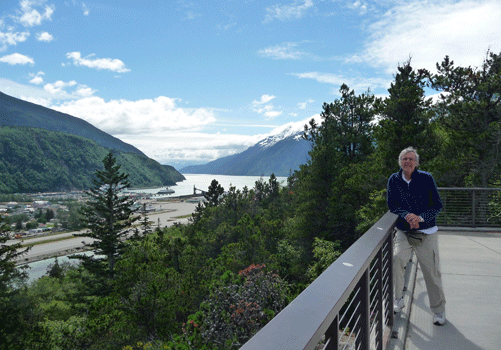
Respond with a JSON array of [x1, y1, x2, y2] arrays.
[[437, 187, 501, 227], [240, 211, 398, 350]]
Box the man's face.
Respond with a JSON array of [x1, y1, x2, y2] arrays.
[[401, 152, 418, 173]]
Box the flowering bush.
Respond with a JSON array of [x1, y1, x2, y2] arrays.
[[183, 264, 289, 349]]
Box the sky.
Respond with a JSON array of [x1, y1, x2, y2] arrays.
[[1, 0, 501, 169]]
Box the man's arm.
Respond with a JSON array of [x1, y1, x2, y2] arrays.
[[419, 174, 443, 223], [387, 176, 410, 220]]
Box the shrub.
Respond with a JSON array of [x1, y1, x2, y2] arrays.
[[184, 264, 289, 349]]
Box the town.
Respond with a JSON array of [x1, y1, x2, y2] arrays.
[[0, 190, 193, 240]]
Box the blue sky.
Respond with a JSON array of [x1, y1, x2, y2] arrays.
[[1, 0, 501, 168]]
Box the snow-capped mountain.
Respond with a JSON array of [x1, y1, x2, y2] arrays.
[[180, 130, 311, 176], [256, 124, 305, 150]]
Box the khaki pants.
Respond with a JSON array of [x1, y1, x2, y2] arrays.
[[394, 229, 446, 313]]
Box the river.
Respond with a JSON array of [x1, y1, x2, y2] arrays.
[[130, 173, 288, 197], [24, 174, 288, 283]]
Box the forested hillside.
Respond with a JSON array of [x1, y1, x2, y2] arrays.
[[1, 51, 500, 350], [0, 91, 143, 155], [0, 126, 184, 193]]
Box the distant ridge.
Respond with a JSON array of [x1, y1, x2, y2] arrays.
[[181, 131, 311, 176], [0, 91, 185, 193], [0, 91, 143, 155]]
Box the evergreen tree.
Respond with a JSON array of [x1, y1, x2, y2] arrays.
[[75, 152, 139, 277], [351, 61, 437, 234], [0, 216, 31, 350], [204, 179, 225, 207], [294, 84, 378, 244], [0, 217, 29, 297], [374, 60, 434, 172], [430, 50, 501, 187]]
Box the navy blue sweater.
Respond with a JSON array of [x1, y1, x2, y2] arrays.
[[387, 168, 443, 232]]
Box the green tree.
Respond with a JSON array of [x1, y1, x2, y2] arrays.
[[0, 215, 31, 350], [429, 50, 501, 187], [204, 179, 225, 207], [374, 60, 434, 172], [0, 217, 29, 296], [294, 84, 378, 244], [352, 61, 437, 234], [25, 221, 38, 230], [45, 208, 55, 222], [75, 152, 139, 277]]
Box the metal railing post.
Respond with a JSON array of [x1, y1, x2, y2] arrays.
[[324, 315, 339, 350], [375, 248, 383, 350], [357, 269, 370, 350], [388, 229, 395, 329], [472, 189, 476, 227]]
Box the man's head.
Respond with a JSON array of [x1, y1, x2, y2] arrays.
[[398, 147, 419, 173]]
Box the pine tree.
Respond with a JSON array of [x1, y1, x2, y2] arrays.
[[295, 84, 378, 243], [204, 179, 225, 207], [75, 152, 139, 277], [0, 216, 29, 296], [0, 217, 30, 350], [430, 50, 501, 187], [374, 60, 434, 172]]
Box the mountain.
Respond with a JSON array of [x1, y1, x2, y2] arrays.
[[0, 91, 185, 193], [180, 130, 311, 176], [0, 91, 142, 155]]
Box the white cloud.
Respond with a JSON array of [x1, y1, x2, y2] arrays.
[[216, 22, 237, 31], [118, 131, 260, 164], [258, 42, 307, 60], [0, 31, 30, 51], [117, 115, 322, 164], [75, 86, 96, 97], [253, 94, 276, 105], [291, 71, 390, 93], [257, 106, 283, 119], [358, 0, 501, 73], [297, 98, 314, 109], [267, 114, 320, 137], [29, 71, 45, 84], [264, 0, 314, 22], [36, 31, 53, 42], [29, 76, 44, 84], [44, 80, 77, 95], [49, 96, 217, 135], [0, 52, 34, 65], [82, 3, 89, 16], [66, 52, 130, 73], [347, 1, 368, 15], [0, 77, 55, 103], [252, 94, 282, 119], [18, 0, 55, 27]]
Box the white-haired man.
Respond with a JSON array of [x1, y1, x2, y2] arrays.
[[387, 147, 446, 325]]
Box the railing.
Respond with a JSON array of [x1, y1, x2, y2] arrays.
[[436, 188, 501, 227], [240, 212, 398, 350]]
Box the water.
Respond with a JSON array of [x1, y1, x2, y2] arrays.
[[24, 252, 94, 284], [130, 174, 288, 198], [24, 174, 288, 282]]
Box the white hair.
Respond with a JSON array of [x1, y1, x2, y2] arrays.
[[398, 147, 420, 167]]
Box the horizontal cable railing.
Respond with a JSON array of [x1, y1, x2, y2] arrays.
[[437, 188, 501, 227], [240, 212, 398, 350]]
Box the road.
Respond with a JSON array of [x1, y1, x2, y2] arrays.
[[12, 199, 202, 265]]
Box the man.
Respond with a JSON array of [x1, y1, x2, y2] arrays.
[[387, 147, 446, 325]]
